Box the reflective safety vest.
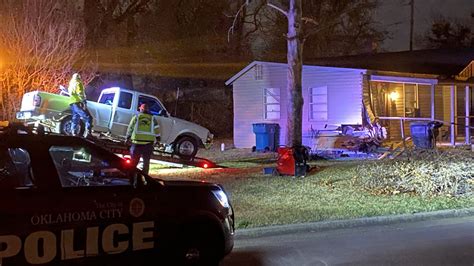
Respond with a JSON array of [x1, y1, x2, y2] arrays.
[[127, 113, 160, 144], [68, 78, 86, 104]]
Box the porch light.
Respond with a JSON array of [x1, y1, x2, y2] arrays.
[[389, 91, 399, 101]]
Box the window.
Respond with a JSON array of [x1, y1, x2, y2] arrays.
[[118, 92, 133, 109], [264, 88, 280, 120], [404, 84, 419, 117], [49, 146, 130, 187], [99, 93, 115, 106], [138, 96, 164, 116], [0, 148, 34, 189], [309, 86, 328, 121]]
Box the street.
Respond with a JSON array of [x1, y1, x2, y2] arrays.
[[221, 216, 474, 266]]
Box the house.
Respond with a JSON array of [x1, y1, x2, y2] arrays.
[[225, 48, 474, 150]]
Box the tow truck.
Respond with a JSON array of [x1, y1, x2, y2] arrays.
[[16, 87, 213, 160], [93, 134, 218, 169], [0, 121, 234, 265]]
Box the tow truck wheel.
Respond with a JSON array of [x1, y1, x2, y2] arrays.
[[59, 116, 84, 136], [175, 136, 198, 160]]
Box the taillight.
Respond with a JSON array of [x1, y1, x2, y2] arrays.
[[33, 94, 41, 107]]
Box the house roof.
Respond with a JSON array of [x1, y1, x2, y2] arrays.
[[308, 48, 474, 78], [225, 61, 284, 85], [225, 48, 474, 85]]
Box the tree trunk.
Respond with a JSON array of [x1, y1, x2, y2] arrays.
[[286, 0, 303, 147]]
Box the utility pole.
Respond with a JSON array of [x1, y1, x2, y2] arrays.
[[409, 0, 414, 51]]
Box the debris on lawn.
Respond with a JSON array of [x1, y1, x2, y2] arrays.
[[310, 122, 388, 159], [354, 149, 474, 197]]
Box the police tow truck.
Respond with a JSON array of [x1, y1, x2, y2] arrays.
[[0, 122, 234, 265]]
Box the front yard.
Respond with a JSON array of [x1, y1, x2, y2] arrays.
[[150, 141, 474, 229]]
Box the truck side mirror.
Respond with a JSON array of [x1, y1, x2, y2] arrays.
[[158, 110, 168, 117]]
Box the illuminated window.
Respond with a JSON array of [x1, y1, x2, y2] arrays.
[[264, 88, 280, 120], [404, 84, 419, 117], [309, 86, 328, 121]]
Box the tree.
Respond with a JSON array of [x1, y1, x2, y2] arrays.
[[82, 0, 153, 90], [230, 0, 384, 147], [421, 16, 473, 49], [0, 0, 95, 121], [83, 0, 152, 48], [300, 0, 385, 58]]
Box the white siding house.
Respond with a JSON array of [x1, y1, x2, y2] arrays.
[[225, 61, 367, 148], [226, 50, 474, 150]]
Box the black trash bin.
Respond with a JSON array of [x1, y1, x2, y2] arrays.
[[410, 121, 442, 149], [252, 123, 279, 152]]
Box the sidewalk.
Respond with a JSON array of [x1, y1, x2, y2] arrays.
[[235, 207, 474, 239]]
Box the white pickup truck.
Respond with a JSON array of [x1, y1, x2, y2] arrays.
[[16, 87, 213, 158]]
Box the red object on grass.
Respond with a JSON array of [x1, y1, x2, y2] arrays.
[[276, 146, 309, 177], [276, 147, 296, 176]]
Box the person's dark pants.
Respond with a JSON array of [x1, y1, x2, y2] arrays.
[[70, 102, 92, 136], [130, 143, 154, 175]]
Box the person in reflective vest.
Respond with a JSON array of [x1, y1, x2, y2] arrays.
[[126, 103, 160, 175], [68, 73, 92, 138]]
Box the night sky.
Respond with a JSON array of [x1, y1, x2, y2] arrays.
[[376, 0, 473, 51]]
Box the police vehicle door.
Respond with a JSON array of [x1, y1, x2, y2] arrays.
[[46, 143, 158, 263]]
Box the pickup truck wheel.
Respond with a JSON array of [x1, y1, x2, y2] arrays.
[[175, 137, 198, 159], [60, 117, 84, 136]]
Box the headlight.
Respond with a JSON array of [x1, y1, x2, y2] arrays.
[[212, 189, 230, 208], [207, 132, 214, 142]]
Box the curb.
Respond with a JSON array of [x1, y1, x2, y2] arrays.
[[235, 207, 474, 239]]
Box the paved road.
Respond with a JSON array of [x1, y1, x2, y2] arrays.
[[221, 216, 474, 266]]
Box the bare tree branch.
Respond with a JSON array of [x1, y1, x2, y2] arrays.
[[228, 2, 247, 42], [301, 17, 318, 26], [0, 0, 97, 121], [267, 2, 288, 17]]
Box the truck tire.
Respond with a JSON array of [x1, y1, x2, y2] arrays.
[[175, 136, 199, 160], [176, 223, 223, 266], [60, 116, 84, 136]]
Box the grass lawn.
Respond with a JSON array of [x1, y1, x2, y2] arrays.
[[225, 161, 473, 228], [151, 143, 474, 229]]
